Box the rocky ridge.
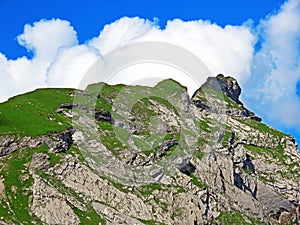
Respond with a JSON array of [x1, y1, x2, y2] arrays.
[[0, 75, 299, 224]]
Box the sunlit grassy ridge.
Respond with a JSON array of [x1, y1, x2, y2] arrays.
[[0, 88, 73, 137]]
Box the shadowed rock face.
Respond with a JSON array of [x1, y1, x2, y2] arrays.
[[192, 74, 262, 122], [202, 74, 242, 105], [0, 76, 299, 225]]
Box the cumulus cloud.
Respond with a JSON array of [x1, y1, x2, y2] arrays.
[[0, 16, 256, 102], [89, 17, 256, 83], [0, 18, 99, 102], [47, 45, 100, 88], [17, 19, 78, 61], [243, 0, 300, 129], [89, 17, 156, 55]]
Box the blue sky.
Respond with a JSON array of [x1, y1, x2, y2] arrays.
[[0, 0, 285, 58], [1, 0, 300, 145]]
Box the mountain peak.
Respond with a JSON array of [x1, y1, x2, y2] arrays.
[[192, 74, 262, 122], [197, 74, 242, 105]]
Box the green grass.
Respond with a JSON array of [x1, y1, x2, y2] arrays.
[[133, 136, 152, 156], [0, 88, 73, 137], [130, 99, 156, 134], [222, 93, 241, 109], [194, 150, 205, 160], [72, 205, 106, 225], [199, 120, 210, 132], [243, 144, 300, 179], [195, 86, 242, 110], [243, 144, 285, 160], [153, 79, 186, 99], [190, 174, 208, 189], [222, 131, 232, 147], [258, 175, 276, 183], [97, 122, 128, 155], [149, 96, 179, 115], [138, 219, 166, 225], [139, 183, 164, 195], [199, 86, 224, 98], [239, 118, 286, 139], [85, 82, 124, 98], [0, 147, 43, 224], [216, 211, 267, 225]]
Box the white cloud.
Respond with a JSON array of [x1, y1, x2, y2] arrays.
[[243, 0, 300, 129], [89, 17, 256, 83], [0, 18, 81, 101], [137, 19, 256, 82], [0, 16, 256, 103], [17, 19, 78, 61], [89, 17, 156, 54], [47, 45, 100, 88]]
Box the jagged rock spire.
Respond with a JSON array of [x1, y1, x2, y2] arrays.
[[192, 74, 262, 122]]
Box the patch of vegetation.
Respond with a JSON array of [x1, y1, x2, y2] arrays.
[[197, 136, 206, 145], [222, 131, 232, 147], [222, 93, 241, 109], [195, 84, 242, 110], [97, 122, 128, 155], [193, 92, 208, 103], [199, 86, 224, 99], [171, 208, 184, 220], [244, 144, 299, 179], [244, 169, 253, 174], [106, 177, 131, 194], [139, 183, 164, 195], [174, 185, 186, 193], [216, 210, 267, 225], [86, 83, 124, 98], [0, 88, 73, 137], [133, 136, 152, 156], [153, 79, 186, 99], [72, 205, 106, 225], [194, 149, 205, 160], [150, 96, 179, 116], [138, 218, 166, 225], [258, 175, 276, 184], [37, 144, 61, 167], [190, 174, 208, 189], [239, 118, 286, 139], [1, 147, 42, 224], [130, 99, 156, 135], [243, 144, 285, 161], [199, 120, 210, 132], [96, 97, 112, 112]]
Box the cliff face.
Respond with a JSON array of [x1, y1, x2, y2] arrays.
[[0, 75, 300, 225]]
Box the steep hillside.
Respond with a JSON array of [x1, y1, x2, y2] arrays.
[[0, 75, 299, 225]]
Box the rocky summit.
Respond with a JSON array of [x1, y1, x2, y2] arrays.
[[0, 74, 300, 225]]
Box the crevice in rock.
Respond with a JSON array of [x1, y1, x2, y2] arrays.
[[50, 128, 75, 153], [219, 168, 226, 192], [176, 159, 196, 176], [234, 172, 243, 190], [242, 154, 255, 174]]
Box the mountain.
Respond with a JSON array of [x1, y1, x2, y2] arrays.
[[0, 74, 300, 225]]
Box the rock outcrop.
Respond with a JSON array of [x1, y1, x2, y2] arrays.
[[192, 74, 262, 122]]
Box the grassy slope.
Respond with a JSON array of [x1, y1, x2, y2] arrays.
[[0, 88, 73, 137]]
